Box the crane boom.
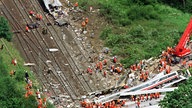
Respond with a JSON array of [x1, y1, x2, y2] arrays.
[[174, 18, 192, 57]]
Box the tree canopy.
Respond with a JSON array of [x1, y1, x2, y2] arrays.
[[0, 16, 12, 41], [160, 76, 192, 108]]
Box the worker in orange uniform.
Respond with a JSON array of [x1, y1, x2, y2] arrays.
[[146, 94, 148, 101], [38, 98, 43, 108], [121, 100, 125, 106], [150, 93, 153, 100], [182, 59, 187, 67], [29, 10, 35, 16], [28, 79, 33, 89], [87, 66, 92, 74], [131, 95, 135, 101], [132, 64, 137, 71], [99, 61, 103, 71], [43, 98, 47, 107], [81, 21, 86, 32], [10, 70, 16, 77], [26, 26, 30, 32], [113, 56, 117, 63], [137, 100, 140, 108], [85, 17, 89, 24], [103, 71, 107, 77], [36, 89, 41, 99], [25, 89, 33, 98], [36, 14, 42, 21], [166, 66, 171, 74], [115, 67, 121, 73], [111, 65, 115, 72], [103, 59, 107, 65], [74, 2, 78, 9], [11, 58, 17, 66]]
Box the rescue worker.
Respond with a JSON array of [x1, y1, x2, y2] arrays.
[[111, 65, 115, 72], [43, 98, 47, 106], [38, 98, 43, 108], [103, 71, 106, 77], [28, 79, 33, 89], [150, 93, 153, 100], [87, 66, 92, 74], [25, 89, 33, 98], [85, 17, 89, 24], [25, 71, 29, 82], [166, 66, 171, 74], [103, 59, 107, 65], [137, 100, 140, 108], [115, 67, 121, 73], [29, 10, 35, 16], [131, 95, 135, 101], [10, 70, 16, 77], [113, 56, 117, 63], [141, 95, 145, 102], [99, 61, 103, 72], [11, 58, 17, 66], [74, 2, 78, 9], [42, 28, 47, 35], [81, 21, 86, 32], [36, 14, 42, 20], [36, 89, 41, 99], [26, 25, 30, 32], [145, 94, 148, 101], [182, 59, 187, 67]]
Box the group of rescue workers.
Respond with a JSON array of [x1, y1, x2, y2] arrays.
[[131, 92, 160, 108], [26, 10, 43, 32], [87, 55, 123, 78], [10, 58, 47, 108], [81, 99, 126, 108]]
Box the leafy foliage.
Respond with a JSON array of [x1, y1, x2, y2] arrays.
[[0, 17, 12, 41], [160, 76, 192, 108], [158, 0, 192, 13]]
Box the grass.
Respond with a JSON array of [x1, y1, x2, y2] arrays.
[[76, 0, 192, 67]]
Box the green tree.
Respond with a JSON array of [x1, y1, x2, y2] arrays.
[[0, 17, 12, 41], [160, 77, 192, 108]]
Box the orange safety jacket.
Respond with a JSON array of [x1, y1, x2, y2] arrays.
[[113, 57, 117, 63], [103, 59, 107, 65], [26, 26, 29, 31], [74, 2, 78, 7], [85, 18, 89, 24], [81, 21, 86, 28], [29, 10, 35, 15]]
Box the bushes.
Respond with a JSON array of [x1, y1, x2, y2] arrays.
[[0, 17, 12, 41]]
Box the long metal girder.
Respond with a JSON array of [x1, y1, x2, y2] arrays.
[[94, 71, 179, 103]]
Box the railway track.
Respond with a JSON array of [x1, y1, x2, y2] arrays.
[[18, 0, 107, 92], [13, 0, 94, 94], [0, 1, 108, 101], [0, 0, 79, 103], [33, 0, 107, 90], [0, 4, 67, 105]]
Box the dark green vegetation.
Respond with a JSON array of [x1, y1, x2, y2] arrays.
[[0, 17, 12, 41], [0, 17, 54, 108], [78, 0, 192, 67], [160, 70, 192, 108]]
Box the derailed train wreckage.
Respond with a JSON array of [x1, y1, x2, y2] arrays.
[[42, 0, 70, 26]]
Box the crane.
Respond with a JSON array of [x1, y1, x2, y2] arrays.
[[173, 18, 192, 57]]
